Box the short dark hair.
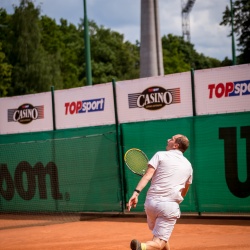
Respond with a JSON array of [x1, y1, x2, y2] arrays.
[[175, 135, 189, 153]]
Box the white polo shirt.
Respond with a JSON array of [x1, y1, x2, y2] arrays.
[[146, 150, 193, 204]]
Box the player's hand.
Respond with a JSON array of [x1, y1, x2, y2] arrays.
[[127, 195, 138, 211]]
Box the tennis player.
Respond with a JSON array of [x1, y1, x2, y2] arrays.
[[127, 134, 193, 250]]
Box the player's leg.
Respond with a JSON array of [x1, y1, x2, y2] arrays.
[[163, 241, 170, 250], [146, 236, 168, 249], [130, 237, 167, 250], [130, 200, 177, 250]]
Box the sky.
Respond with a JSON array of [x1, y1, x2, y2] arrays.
[[1, 0, 235, 61]]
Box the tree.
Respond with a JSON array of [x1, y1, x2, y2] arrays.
[[220, 0, 250, 64], [9, 0, 63, 96], [40, 17, 82, 89], [162, 35, 190, 74], [162, 34, 221, 74], [86, 21, 140, 84], [1, 1, 226, 96], [220, 56, 233, 66], [0, 42, 12, 96]]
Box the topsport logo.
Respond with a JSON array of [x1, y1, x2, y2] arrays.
[[208, 80, 250, 98], [128, 86, 180, 110], [65, 98, 105, 114]]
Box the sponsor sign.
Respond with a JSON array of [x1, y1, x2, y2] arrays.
[[195, 64, 250, 115], [115, 73, 193, 123], [65, 98, 105, 114], [0, 161, 62, 201], [54, 83, 115, 129], [208, 80, 250, 98], [8, 103, 44, 124], [128, 86, 180, 110], [0, 92, 53, 134]]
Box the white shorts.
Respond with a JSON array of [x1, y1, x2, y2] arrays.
[[144, 198, 180, 241]]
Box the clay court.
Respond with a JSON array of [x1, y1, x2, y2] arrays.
[[1, 213, 250, 250]]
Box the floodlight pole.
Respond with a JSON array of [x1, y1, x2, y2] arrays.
[[83, 0, 92, 85], [230, 0, 236, 65]]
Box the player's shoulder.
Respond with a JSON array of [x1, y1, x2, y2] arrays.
[[154, 151, 167, 157], [183, 157, 192, 168], [156, 151, 166, 154], [151, 151, 166, 159]]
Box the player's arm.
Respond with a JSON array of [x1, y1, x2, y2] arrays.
[[135, 164, 155, 192], [181, 182, 190, 197], [127, 165, 155, 211]]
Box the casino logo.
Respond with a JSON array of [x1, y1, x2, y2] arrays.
[[128, 86, 181, 110], [8, 103, 44, 124]]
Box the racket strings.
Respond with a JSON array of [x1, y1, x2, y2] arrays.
[[125, 149, 148, 175]]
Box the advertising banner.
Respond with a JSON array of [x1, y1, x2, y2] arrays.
[[194, 64, 250, 115], [54, 83, 115, 129], [115, 73, 193, 123], [0, 92, 53, 134], [194, 113, 250, 213], [0, 126, 121, 212]]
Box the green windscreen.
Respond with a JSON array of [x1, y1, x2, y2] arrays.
[[1, 113, 250, 215], [194, 112, 250, 213], [121, 118, 197, 213], [0, 125, 122, 212], [122, 113, 250, 214]]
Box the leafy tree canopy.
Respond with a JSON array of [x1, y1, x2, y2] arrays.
[[220, 0, 250, 64], [0, 0, 238, 97], [0, 42, 12, 97], [162, 34, 221, 74]]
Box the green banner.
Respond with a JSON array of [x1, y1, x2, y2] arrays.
[[194, 112, 250, 213], [121, 118, 197, 213], [0, 125, 122, 212], [1, 113, 250, 215]]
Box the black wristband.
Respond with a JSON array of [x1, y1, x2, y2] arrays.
[[134, 189, 140, 194]]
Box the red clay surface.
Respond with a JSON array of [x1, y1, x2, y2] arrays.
[[1, 214, 250, 250]]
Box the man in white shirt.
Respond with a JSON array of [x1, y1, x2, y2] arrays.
[[127, 134, 193, 250]]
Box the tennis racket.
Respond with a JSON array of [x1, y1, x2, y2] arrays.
[[124, 148, 148, 176]]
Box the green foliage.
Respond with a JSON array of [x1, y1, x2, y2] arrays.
[[0, 42, 12, 96], [220, 56, 233, 67], [1, 0, 226, 97], [0, 0, 140, 96], [220, 0, 250, 64], [162, 34, 221, 73], [88, 22, 139, 83], [8, 0, 61, 95], [162, 35, 190, 74]]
